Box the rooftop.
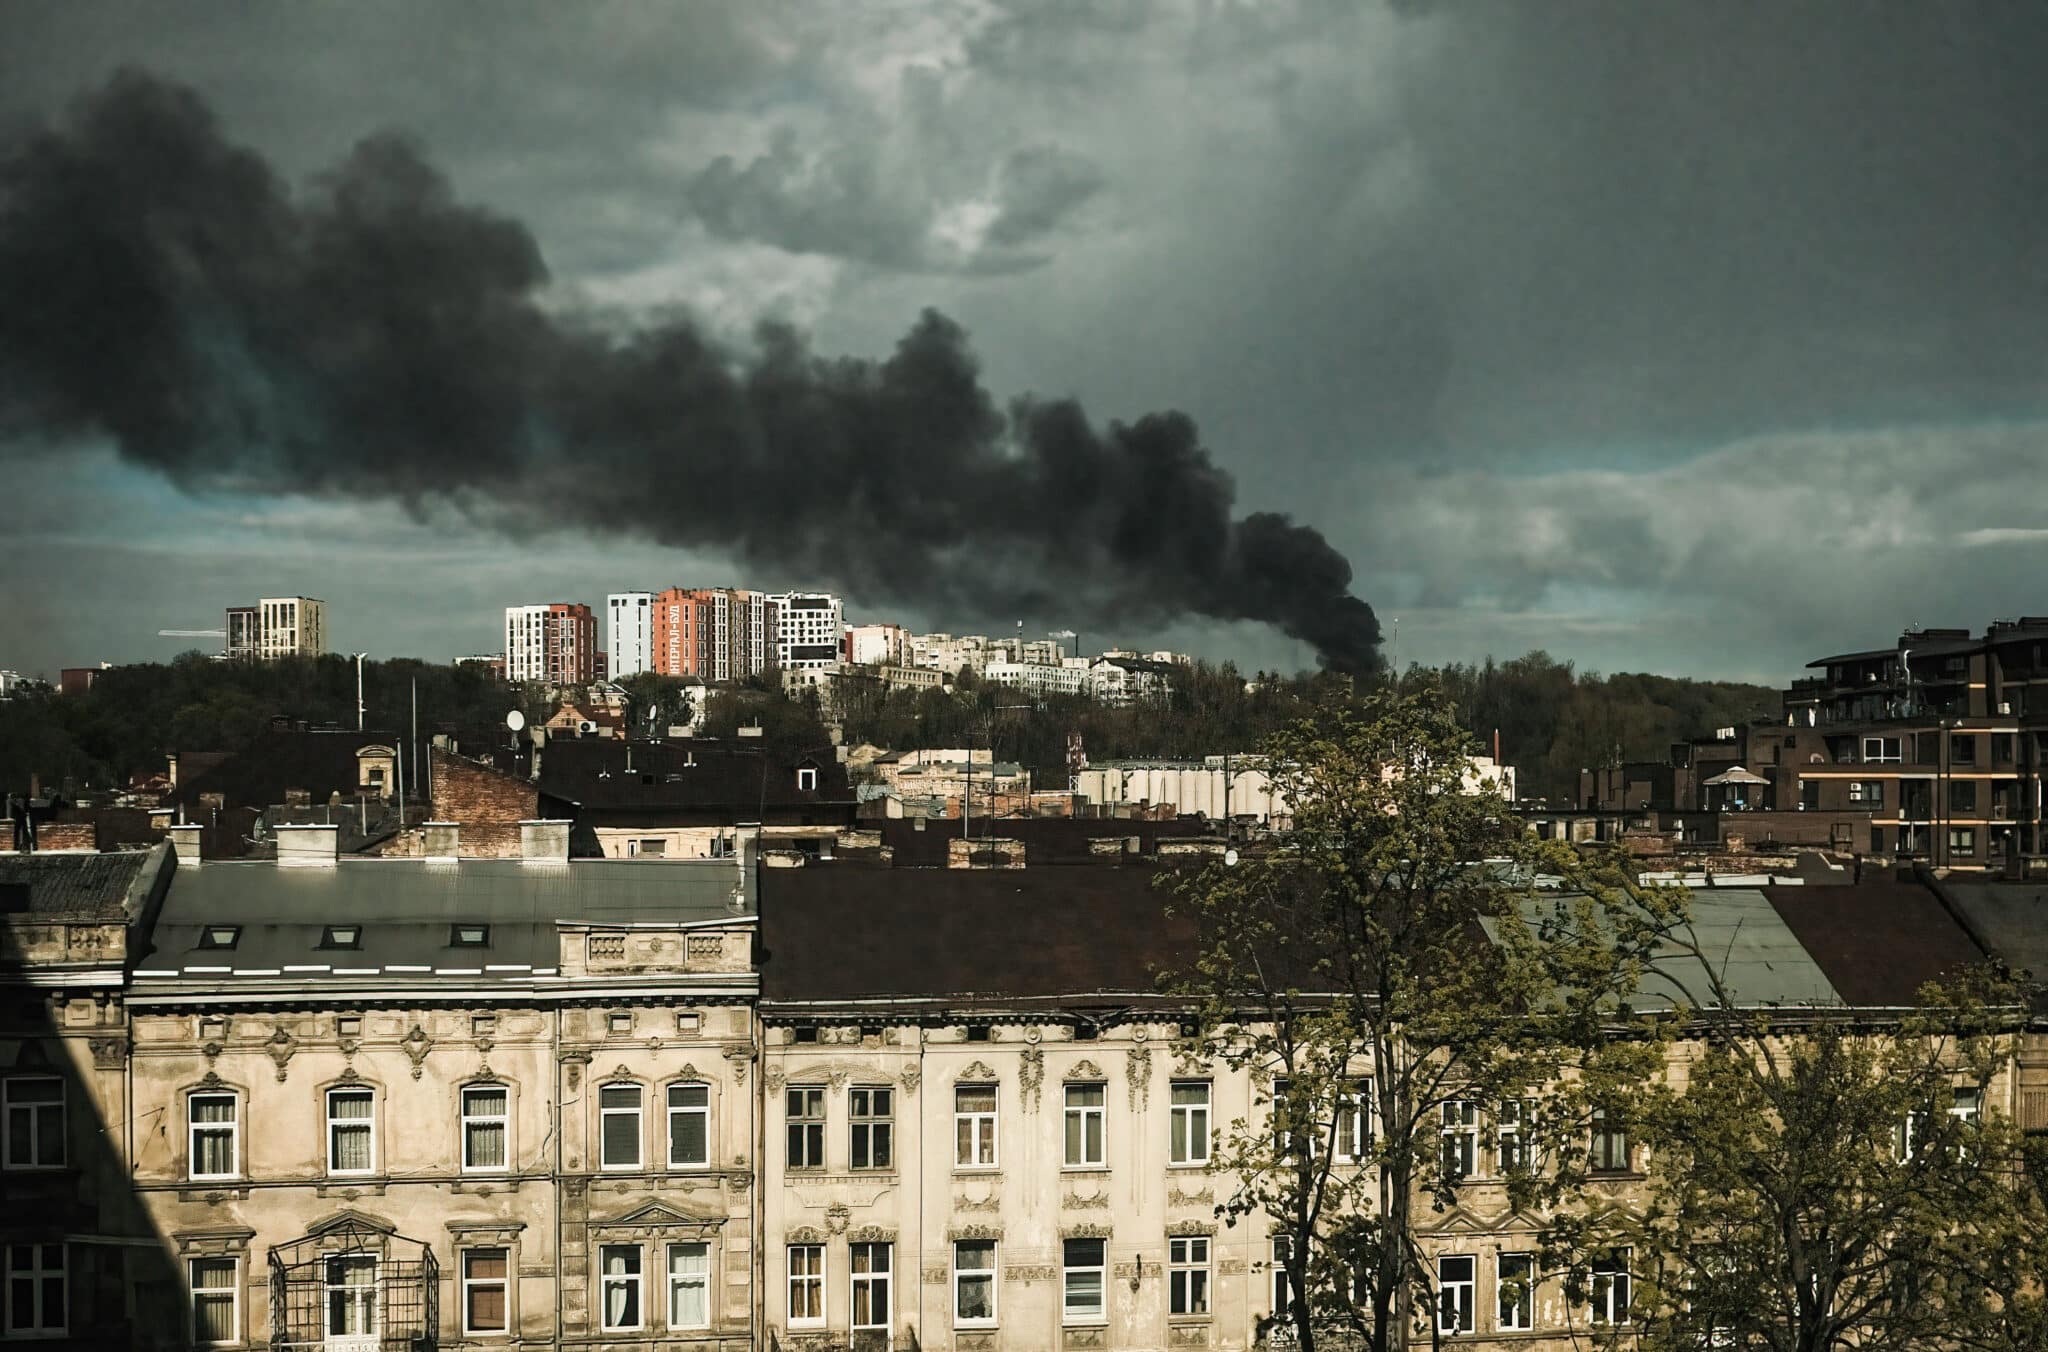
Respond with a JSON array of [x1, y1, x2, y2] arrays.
[[0, 845, 163, 919]]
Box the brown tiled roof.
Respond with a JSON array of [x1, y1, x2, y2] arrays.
[[1760, 882, 1987, 1006], [760, 862, 1196, 1008]]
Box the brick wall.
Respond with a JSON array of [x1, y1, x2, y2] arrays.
[[34, 822, 97, 851], [429, 748, 538, 857]]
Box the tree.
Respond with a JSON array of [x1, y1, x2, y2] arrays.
[[616, 672, 696, 734], [1167, 688, 1682, 1352], [1621, 955, 2048, 1352]]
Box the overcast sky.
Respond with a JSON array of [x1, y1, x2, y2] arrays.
[[4, 1, 2046, 683]]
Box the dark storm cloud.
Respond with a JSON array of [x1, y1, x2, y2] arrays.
[[0, 72, 1382, 671]]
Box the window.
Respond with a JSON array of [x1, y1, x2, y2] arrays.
[[1496, 1099, 1531, 1174], [325, 1087, 374, 1175], [1862, 736, 1902, 763], [1169, 1082, 1211, 1165], [1169, 1235, 1210, 1316], [1064, 1083, 1106, 1167], [2, 1077, 63, 1169], [954, 1240, 996, 1325], [1590, 1109, 1631, 1173], [851, 1241, 891, 1332], [797, 767, 818, 792], [318, 925, 362, 949], [1062, 1238, 1105, 1323], [628, 837, 666, 857], [666, 1083, 710, 1169], [450, 924, 490, 948], [1950, 780, 1978, 814], [600, 1084, 642, 1169], [1993, 733, 2015, 765], [1498, 1252, 1534, 1332], [1951, 734, 1977, 766], [668, 1243, 709, 1330], [5, 1244, 65, 1336], [1952, 1086, 1983, 1124], [1272, 1236, 1295, 1321], [1590, 1249, 1632, 1325], [600, 1245, 643, 1331], [190, 1256, 237, 1344], [1440, 1100, 1479, 1179], [607, 1011, 635, 1035], [786, 1087, 825, 1170], [197, 925, 241, 950], [325, 1256, 376, 1340], [850, 1086, 893, 1170], [787, 1244, 824, 1326], [463, 1085, 509, 1171], [336, 1015, 362, 1039], [462, 1248, 508, 1336], [1948, 827, 1976, 855], [955, 1085, 997, 1168], [1335, 1079, 1374, 1162], [1848, 780, 1884, 806], [709, 835, 734, 859], [189, 1092, 238, 1179], [1437, 1254, 1475, 1334]]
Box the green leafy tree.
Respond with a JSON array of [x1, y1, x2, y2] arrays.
[[1166, 689, 1684, 1352], [1620, 956, 2048, 1352]]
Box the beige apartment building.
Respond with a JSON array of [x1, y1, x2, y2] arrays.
[[121, 823, 760, 1350]]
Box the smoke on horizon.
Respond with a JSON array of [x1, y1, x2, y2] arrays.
[[0, 71, 1382, 672]]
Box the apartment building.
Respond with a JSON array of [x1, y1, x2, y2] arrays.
[[772, 592, 844, 672], [609, 591, 655, 679], [844, 623, 911, 667], [1783, 619, 2048, 870], [504, 602, 598, 684], [222, 596, 327, 660]]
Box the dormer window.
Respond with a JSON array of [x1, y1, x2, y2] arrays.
[[197, 926, 241, 950], [797, 766, 819, 792], [450, 924, 490, 949], [320, 925, 363, 950]]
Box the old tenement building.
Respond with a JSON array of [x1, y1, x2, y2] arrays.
[[4, 826, 2047, 1349]]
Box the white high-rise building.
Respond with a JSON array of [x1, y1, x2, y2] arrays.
[[767, 592, 843, 671], [607, 592, 653, 679], [248, 597, 327, 660]]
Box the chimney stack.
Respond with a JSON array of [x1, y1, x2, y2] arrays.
[[275, 823, 340, 868], [423, 821, 461, 859], [519, 819, 570, 864], [167, 823, 203, 867]]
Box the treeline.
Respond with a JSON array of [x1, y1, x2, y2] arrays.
[[0, 648, 1778, 802]]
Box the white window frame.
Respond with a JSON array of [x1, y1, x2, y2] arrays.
[[600, 1244, 644, 1332], [786, 1086, 826, 1170], [1862, 736, 1902, 763], [599, 1083, 643, 1171], [1064, 1082, 1106, 1168], [851, 1240, 891, 1332], [1590, 1108, 1632, 1173], [189, 1254, 238, 1345], [1272, 1236, 1294, 1321], [667, 1082, 711, 1169], [850, 1085, 893, 1171], [787, 1243, 825, 1327], [461, 1084, 509, 1173], [953, 1239, 998, 1327], [1498, 1252, 1534, 1332], [6, 1243, 66, 1336], [1334, 1079, 1374, 1163], [797, 767, 818, 792], [1169, 1235, 1211, 1316], [1169, 1081, 1211, 1165], [188, 1091, 240, 1181], [1496, 1098, 1530, 1174], [1, 1076, 64, 1170], [1063, 1237, 1106, 1324], [324, 1253, 379, 1340], [1437, 1253, 1476, 1335], [324, 1086, 376, 1177], [1590, 1249, 1632, 1326], [1950, 1086, 1983, 1124], [1440, 1099, 1479, 1179], [667, 1242, 710, 1331], [460, 1247, 509, 1338], [955, 1084, 998, 1169]]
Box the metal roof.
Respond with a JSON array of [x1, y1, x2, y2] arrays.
[[1639, 888, 1844, 1010], [132, 857, 753, 997], [1935, 882, 2048, 982]]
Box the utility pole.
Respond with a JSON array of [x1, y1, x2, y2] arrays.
[[353, 653, 369, 731]]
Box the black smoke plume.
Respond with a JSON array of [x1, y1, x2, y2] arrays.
[[0, 71, 1382, 672]]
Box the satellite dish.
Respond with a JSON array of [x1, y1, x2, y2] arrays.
[[1224, 848, 1240, 866], [506, 710, 526, 732]]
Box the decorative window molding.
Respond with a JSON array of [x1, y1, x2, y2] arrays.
[[947, 1223, 1005, 1242], [848, 1225, 898, 1244], [1061, 1222, 1114, 1240], [1166, 1218, 1218, 1237], [956, 1060, 1000, 1083], [786, 1226, 828, 1245], [1064, 1059, 1106, 1081]]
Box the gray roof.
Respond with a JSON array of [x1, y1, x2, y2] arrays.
[[0, 846, 160, 919], [1641, 888, 1844, 1009], [132, 857, 754, 998]]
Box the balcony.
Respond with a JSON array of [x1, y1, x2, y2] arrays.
[[269, 1216, 438, 1352]]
